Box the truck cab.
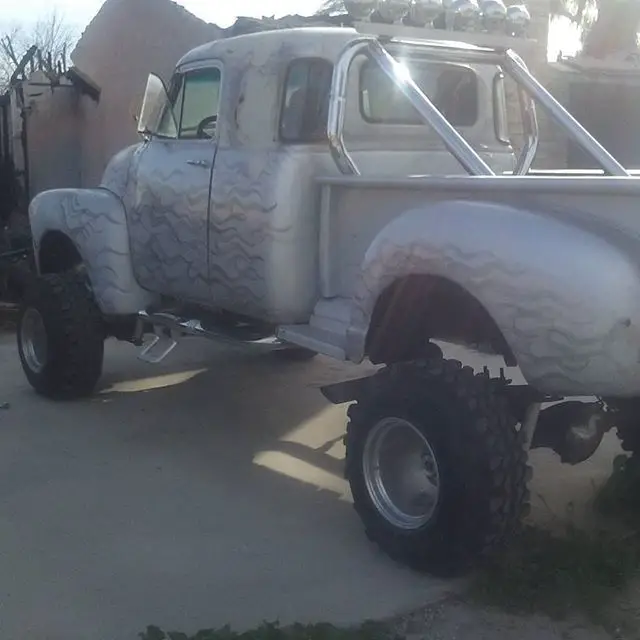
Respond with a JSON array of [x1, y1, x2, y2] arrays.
[[98, 27, 518, 321]]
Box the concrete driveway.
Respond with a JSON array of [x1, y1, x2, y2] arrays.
[[0, 333, 622, 640]]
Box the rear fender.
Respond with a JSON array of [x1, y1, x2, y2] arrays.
[[347, 200, 640, 396], [29, 188, 159, 315]]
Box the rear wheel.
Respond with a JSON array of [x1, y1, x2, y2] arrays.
[[345, 359, 530, 577], [17, 273, 105, 399], [607, 398, 640, 456], [273, 346, 317, 362]]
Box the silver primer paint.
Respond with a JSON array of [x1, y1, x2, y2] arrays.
[[27, 27, 640, 400], [29, 187, 159, 315], [333, 193, 640, 397]]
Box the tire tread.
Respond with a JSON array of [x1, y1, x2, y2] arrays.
[[344, 359, 530, 576], [18, 273, 104, 399]]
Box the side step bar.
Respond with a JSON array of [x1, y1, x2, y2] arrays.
[[137, 311, 285, 364]]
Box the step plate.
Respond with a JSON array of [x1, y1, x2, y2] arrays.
[[138, 333, 178, 364]]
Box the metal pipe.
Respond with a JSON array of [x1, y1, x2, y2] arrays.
[[0, 97, 10, 162], [504, 49, 629, 177], [17, 85, 30, 203], [513, 85, 539, 175], [368, 40, 495, 176], [522, 401, 542, 451], [327, 37, 374, 175], [385, 38, 505, 66]]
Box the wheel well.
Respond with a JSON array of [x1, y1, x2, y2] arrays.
[[39, 231, 82, 274], [365, 274, 516, 365]]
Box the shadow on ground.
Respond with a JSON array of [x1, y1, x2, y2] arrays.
[[0, 335, 624, 640], [0, 337, 451, 640]]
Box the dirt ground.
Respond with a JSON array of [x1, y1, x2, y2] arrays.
[[392, 597, 615, 640]]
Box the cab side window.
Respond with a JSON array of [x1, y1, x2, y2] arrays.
[[280, 58, 333, 143], [157, 67, 222, 140]]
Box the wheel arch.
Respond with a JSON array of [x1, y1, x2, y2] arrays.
[[344, 199, 640, 396], [364, 273, 516, 365], [38, 230, 83, 275], [29, 187, 159, 315]]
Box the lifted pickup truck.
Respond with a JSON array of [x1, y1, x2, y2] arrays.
[[18, 24, 640, 576]]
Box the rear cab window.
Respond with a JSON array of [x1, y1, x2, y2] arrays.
[[279, 58, 333, 143], [359, 59, 479, 128]]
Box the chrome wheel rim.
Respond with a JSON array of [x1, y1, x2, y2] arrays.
[[21, 308, 48, 374], [363, 417, 441, 530]]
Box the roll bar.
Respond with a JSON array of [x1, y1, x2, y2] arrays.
[[327, 35, 629, 177]]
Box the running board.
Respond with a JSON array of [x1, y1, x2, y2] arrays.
[[277, 324, 347, 360], [137, 311, 284, 363]]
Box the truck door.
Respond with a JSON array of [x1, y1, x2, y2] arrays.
[[129, 63, 221, 304]]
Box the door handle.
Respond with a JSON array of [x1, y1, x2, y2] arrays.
[[186, 159, 211, 168]]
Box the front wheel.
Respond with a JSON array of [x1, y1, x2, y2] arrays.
[[17, 273, 105, 399], [345, 359, 530, 577]]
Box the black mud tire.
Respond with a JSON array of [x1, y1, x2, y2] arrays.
[[17, 273, 105, 400], [273, 346, 318, 362], [616, 417, 640, 457], [607, 399, 640, 456], [618, 428, 640, 457], [345, 359, 530, 577]]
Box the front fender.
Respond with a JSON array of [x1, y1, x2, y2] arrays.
[[347, 200, 640, 397], [29, 188, 159, 315]]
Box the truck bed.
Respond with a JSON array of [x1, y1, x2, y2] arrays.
[[317, 174, 640, 300], [524, 169, 640, 177], [276, 173, 640, 396]]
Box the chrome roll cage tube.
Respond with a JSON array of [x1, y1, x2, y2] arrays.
[[503, 50, 628, 176], [327, 36, 630, 178], [327, 38, 368, 175], [512, 81, 539, 176]]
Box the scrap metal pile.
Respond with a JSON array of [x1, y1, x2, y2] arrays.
[[0, 158, 31, 305]]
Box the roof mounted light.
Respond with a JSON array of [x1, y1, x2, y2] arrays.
[[351, 0, 530, 36], [345, 0, 379, 21], [479, 0, 507, 32], [449, 0, 481, 30], [505, 4, 531, 37], [404, 0, 444, 27], [373, 0, 412, 23]]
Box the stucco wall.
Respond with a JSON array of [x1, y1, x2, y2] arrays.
[[6, 71, 84, 198], [543, 61, 640, 170], [72, 0, 221, 186]]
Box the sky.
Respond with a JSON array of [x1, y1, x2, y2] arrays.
[[0, 0, 323, 30], [0, 0, 581, 59]]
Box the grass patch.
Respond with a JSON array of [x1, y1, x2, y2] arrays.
[[595, 454, 640, 528], [139, 621, 394, 640], [470, 523, 640, 621], [470, 453, 640, 623]]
